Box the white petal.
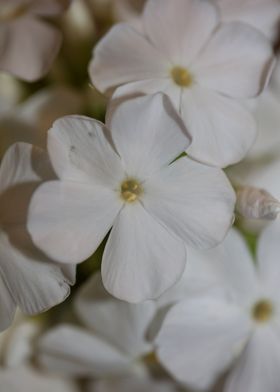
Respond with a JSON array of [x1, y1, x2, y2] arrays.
[[27, 181, 121, 264], [75, 273, 155, 358], [0, 273, 16, 332], [143, 157, 235, 249], [0, 142, 53, 192], [156, 296, 251, 389], [0, 231, 73, 316], [181, 86, 256, 167], [225, 327, 280, 392], [0, 367, 78, 392], [143, 0, 219, 64], [38, 325, 130, 377], [194, 22, 274, 98], [102, 202, 186, 302], [108, 94, 190, 178], [29, 0, 71, 16], [216, 0, 280, 40], [256, 221, 280, 297], [0, 18, 61, 81], [47, 115, 124, 188], [89, 23, 169, 94]]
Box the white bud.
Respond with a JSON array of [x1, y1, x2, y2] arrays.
[[236, 186, 280, 220]]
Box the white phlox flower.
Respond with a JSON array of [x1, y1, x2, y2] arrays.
[[89, 0, 274, 167], [213, 0, 280, 41], [27, 93, 235, 302], [156, 226, 280, 392], [0, 0, 71, 81], [0, 142, 75, 332], [37, 272, 156, 378]]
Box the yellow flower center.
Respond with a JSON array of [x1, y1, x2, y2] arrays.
[[120, 179, 143, 203], [171, 66, 193, 88], [0, 4, 29, 22], [252, 299, 274, 323]]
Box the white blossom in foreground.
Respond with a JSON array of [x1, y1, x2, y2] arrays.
[[156, 226, 280, 392], [0, 366, 79, 392], [27, 94, 235, 302], [214, 0, 280, 41], [0, 142, 75, 331], [0, 0, 71, 81], [38, 273, 155, 377], [89, 0, 274, 167]]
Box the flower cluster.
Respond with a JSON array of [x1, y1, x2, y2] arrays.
[[0, 0, 280, 391]]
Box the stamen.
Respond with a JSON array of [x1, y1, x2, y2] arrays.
[[252, 299, 273, 323], [171, 66, 193, 87], [120, 179, 143, 203]]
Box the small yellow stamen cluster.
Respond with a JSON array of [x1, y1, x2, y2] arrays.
[[252, 299, 273, 323], [171, 66, 193, 88], [121, 179, 143, 203], [0, 4, 29, 22]]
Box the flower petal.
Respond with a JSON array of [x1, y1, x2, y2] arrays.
[[194, 22, 274, 98], [102, 202, 186, 303], [38, 325, 130, 377], [0, 231, 73, 316], [0, 273, 16, 332], [0, 18, 61, 81], [47, 115, 124, 188], [93, 377, 178, 392], [256, 221, 280, 297], [143, 157, 235, 249], [108, 94, 190, 178], [143, 0, 219, 64], [181, 86, 256, 167], [156, 296, 251, 390], [27, 181, 121, 264], [74, 273, 155, 358], [225, 327, 280, 392], [89, 23, 168, 94]]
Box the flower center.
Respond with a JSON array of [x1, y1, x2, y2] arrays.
[[252, 299, 274, 323], [0, 4, 29, 22], [171, 66, 193, 87], [120, 179, 143, 203]]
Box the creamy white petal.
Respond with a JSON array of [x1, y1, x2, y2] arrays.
[[47, 115, 124, 188], [102, 202, 186, 303], [225, 327, 280, 392], [0, 231, 72, 316], [89, 23, 169, 94], [0, 142, 53, 192], [143, 157, 235, 249], [108, 94, 190, 179], [38, 325, 130, 377], [194, 22, 274, 98], [0, 18, 61, 81], [143, 0, 219, 64], [156, 296, 251, 390], [215, 0, 280, 40], [28, 181, 122, 264], [75, 273, 155, 358], [181, 86, 256, 167], [0, 366, 78, 392], [256, 221, 280, 297]]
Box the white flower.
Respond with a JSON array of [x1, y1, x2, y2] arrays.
[[156, 226, 280, 392], [89, 0, 274, 167], [38, 272, 156, 377], [27, 94, 235, 302], [214, 0, 280, 41], [0, 366, 79, 392], [0, 0, 71, 81], [0, 142, 75, 332]]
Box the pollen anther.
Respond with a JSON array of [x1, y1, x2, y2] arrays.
[[121, 179, 143, 203], [171, 66, 193, 87], [252, 299, 273, 323]]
